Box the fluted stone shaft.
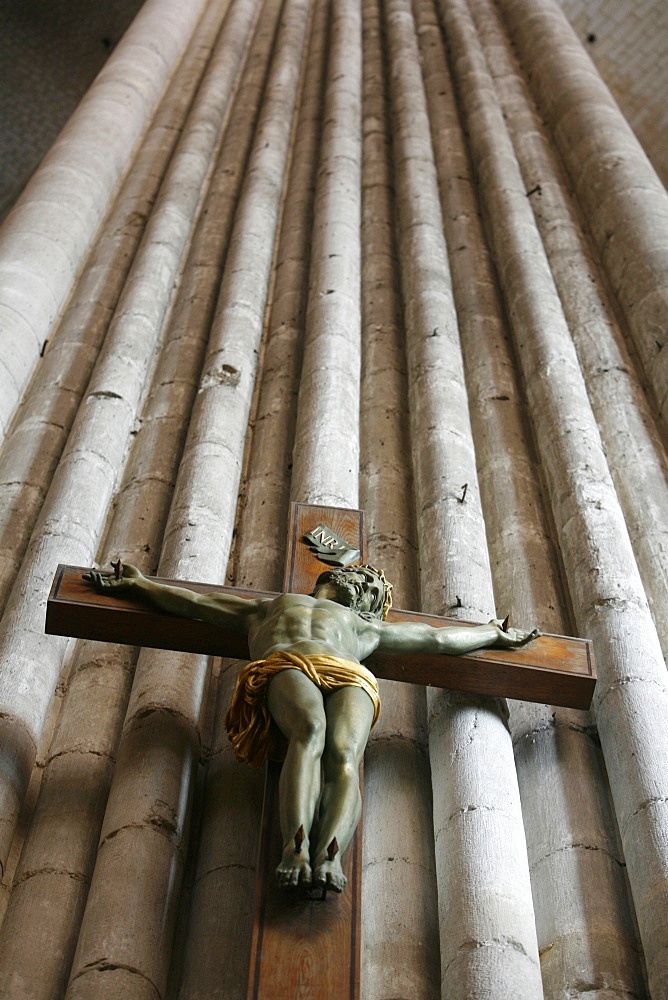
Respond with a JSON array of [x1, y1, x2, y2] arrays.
[[290, 0, 363, 508], [416, 1, 649, 993], [65, 2, 311, 996], [429, 1, 648, 994], [174, 3, 325, 993], [227, 0, 327, 593], [386, 0, 542, 995], [0, 0, 264, 881], [494, 0, 668, 431], [442, 0, 668, 992], [360, 1, 439, 996], [0, 0, 211, 440], [0, 0, 233, 620], [0, 9, 249, 994], [0, 1, 666, 997], [475, 0, 668, 662]]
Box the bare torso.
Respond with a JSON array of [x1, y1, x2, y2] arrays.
[[248, 593, 377, 663]]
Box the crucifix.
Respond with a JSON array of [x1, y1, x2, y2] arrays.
[[46, 502, 595, 999]]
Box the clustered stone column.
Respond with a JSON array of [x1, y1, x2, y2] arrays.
[[359, 2, 440, 998], [431, 0, 654, 993], [0, 0, 212, 438], [385, 0, 544, 995], [0, 0, 666, 997]]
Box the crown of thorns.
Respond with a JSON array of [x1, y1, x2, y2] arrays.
[[314, 563, 394, 618]]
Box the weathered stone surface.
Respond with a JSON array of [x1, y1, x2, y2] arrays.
[[0, 0, 666, 996], [0, 0, 211, 437], [68, 826, 184, 995], [387, 0, 542, 994], [67, 966, 160, 1000], [0, 870, 91, 999], [496, 0, 668, 430], [0, 716, 36, 872]]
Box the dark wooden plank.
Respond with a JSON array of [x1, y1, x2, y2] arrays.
[[47, 565, 596, 709], [375, 609, 595, 710], [46, 563, 263, 659], [285, 502, 366, 594], [246, 503, 366, 1000], [247, 761, 362, 1000]]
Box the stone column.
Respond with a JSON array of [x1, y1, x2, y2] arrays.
[[494, 0, 668, 431], [174, 1, 324, 991], [425, 0, 649, 991], [360, 1, 440, 996], [0, 0, 262, 883], [386, 0, 543, 995], [0, 0, 211, 439], [1, 1, 666, 997], [448, 0, 668, 992], [65, 1, 311, 996], [0, 0, 232, 616], [0, 3, 241, 990], [476, 0, 668, 658], [291, 0, 363, 508]]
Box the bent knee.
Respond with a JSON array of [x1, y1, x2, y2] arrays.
[[323, 743, 362, 775], [288, 714, 326, 754]]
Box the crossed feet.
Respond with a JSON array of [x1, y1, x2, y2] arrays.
[[275, 828, 347, 893]]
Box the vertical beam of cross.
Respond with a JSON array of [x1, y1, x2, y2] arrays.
[[245, 503, 366, 1000]]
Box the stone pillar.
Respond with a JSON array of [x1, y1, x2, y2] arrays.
[[0, 0, 262, 884], [360, 1, 440, 995], [65, 1, 311, 996], [0, 0, 211, 439], [427, 0, 649, 991], [478, 0, 668, 656], [290, 0, 363, 507], [0, 0, 232, 616], [446, 0, 668, 993], [174, 0, 324, 991], [0, 0, 666, 997], [386, 0, 543, 995], [495, 0, 668, 432]]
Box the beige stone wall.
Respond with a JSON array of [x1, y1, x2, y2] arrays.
[[0, 0, 667, 997], [558, 0, 668, 186]]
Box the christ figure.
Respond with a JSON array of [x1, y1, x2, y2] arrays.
[[85, 562, 538, 892]]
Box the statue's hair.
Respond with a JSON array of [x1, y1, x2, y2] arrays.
[[313, 563, 393, 620]]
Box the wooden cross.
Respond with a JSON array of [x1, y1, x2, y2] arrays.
[[46, 502, 595, 999]]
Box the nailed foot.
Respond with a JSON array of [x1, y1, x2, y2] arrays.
[[294, 824, 305, 854], [313, 856, 347, 892], [276, 834, 312, 889], [313, 839, 346, 893]]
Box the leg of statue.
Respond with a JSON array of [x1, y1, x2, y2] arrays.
[[313, 686, 374, 892], [266, 668, 326, 887]]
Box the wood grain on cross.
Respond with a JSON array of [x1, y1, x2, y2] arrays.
[[46, 502, 596, 999]]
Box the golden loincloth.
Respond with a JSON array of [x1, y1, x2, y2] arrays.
[[224, 651, 381, 768]]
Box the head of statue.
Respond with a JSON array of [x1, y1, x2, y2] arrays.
[[312, 564, 393, 620]]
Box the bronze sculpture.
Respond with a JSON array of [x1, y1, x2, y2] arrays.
[[85, 561, 538, 892]]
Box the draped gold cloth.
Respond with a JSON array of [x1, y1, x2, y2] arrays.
[[224, 651, 381, 767]]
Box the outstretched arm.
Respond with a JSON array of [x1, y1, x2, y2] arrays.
[[84, 563, 267, 633], [373, 617, 539, 657]]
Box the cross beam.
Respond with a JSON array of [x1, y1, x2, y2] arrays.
[[46, 579, 595, 710], [246, 504, 367, 998]]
